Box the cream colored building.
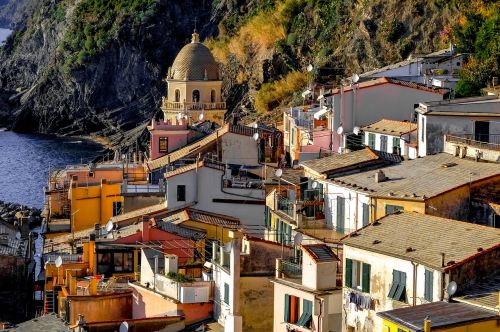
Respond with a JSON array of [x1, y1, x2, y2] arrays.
[[162, 31, 226, 125]]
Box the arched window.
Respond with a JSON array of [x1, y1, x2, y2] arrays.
[[210, 90, 216, 103], [192, 90, 200, 103], [174, 89, 180, 102]]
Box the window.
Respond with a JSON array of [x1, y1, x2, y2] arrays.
[[368, 133, 375, 149], [177, 185, 186, 202], [380, 135, 388, 152], [192, 89, 200, 103], [264, 206, 271, 230], [336, 196, 345, 233], [159, 137, 168, 153], [224, 283, 229, 304], [174, 89, 180, 102], [420, 116, 425, 142], [345, 258, 371, 292], [385, 204, 404, 214], [291, 128, 295, 145], [424, 269, 433, 302], [362, 203, 369, 227], [97, 251, 133, 277], [296, 299, 312, 328], [388, 270, 407, 302], [393, 137, 401, 154], [112, 201, 122, 217], [284, 294, 300, 324], [210, 89, 216, 103]]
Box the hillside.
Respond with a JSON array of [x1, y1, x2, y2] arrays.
[[0, 0, 497, 145]]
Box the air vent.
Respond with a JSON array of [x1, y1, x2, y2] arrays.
[[373, 240, 381, 244], [442, 162, 458, 168]]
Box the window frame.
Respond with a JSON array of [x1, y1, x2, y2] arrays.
[[368, 133, 376, 149], [380, 135, 388, 152], [177, 185, 186, 202], [385, 204, 404, 215], [388, 269, 407, 302], [174, 89, 180, 102], [345, 258, 371, 293], [112, 201, 122, 217], [159, 137, 168, 153]]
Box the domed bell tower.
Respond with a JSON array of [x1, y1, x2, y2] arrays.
[[161, 31, 226, 125]]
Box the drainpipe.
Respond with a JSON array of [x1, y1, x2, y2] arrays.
[[440, 253, 446, 301], [317, 297, 324, 332], [355, 192, 359, 229], [412, 261, 418, 306]]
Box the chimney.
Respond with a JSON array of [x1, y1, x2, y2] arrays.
[[374, 170, 387, 183], [423, 317, 432, 332], [142, 219, 150, 242]]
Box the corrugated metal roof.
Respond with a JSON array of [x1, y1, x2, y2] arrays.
[[377, 301, 499, 332], [0, 236, 27, 257], [342, 212, 500, 270], [330, 153, 500, 200], [361, 119, 417, 136], [186, 209, 240, 229]]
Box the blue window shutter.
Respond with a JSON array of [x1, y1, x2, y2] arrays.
[[284, 294, 290, 322], [224, 283, 229, 304], [345, 258, 353, 288]]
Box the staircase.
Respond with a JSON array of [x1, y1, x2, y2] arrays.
[[44, 289, 54, 314]]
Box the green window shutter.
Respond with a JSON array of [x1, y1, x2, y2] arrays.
[[345, 258, 353, 288], [362, 203, 369, 227], [394, 271, 407, 301], [284, 294, 290, 322], [388, 270, 400, 298], [362, 263, 371, 293], [224, 283, 229, 304]]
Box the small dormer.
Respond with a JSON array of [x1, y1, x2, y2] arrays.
[[301, 244, 339, 290]]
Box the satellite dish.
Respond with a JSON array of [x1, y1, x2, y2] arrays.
[[275, 168, 283, 178], [294, 233, 303, 246], [301, 89, 312, 98], [317, 94, 324, 100], [252, 123, 258, 129], [306, 64, 313, 72], [106, 220, 114, 233], [337, 126, 344, 135], [198, 113, 204, 121], [447, 281, 457, 297], [311, 181, 318, 189], [15, 231, 21, 240], [252, 132, 259, 141], [352, 73, 360, 83], [119, 321, 129, 332], [55, 256, 63, 268], [176, 112, 182, 120], [353, 126, 361, 135]]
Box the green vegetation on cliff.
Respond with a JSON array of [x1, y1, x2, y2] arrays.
[[60, 0, 157, 72]]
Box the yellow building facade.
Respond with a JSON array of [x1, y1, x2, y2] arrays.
[[69, 179, 123, 232]]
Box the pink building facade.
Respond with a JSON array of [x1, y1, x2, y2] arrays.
[[148, 119, 195, 160]]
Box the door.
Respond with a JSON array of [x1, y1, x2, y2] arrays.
[[380, 135, 388, 152], [475, 121, 489, 142]]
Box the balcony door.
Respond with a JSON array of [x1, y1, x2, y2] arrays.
[[474, 121, 489, 142], [192, 90, 200, 103]]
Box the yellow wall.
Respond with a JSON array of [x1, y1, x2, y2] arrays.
[[180, 220, 233, 244], [372, 198, 425, 221], [70, 181, 123, 231], [240, 276, 275, 332], [382, 318, 500, 332]]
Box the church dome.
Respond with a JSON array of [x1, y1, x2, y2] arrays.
[[168, 32, 220, 81]]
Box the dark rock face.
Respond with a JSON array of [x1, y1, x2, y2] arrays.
[[0, 0, 216, 143]]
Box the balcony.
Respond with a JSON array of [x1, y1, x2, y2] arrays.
[[162, 100, 226, 111], [121, 183, 166, 195], [154, 273, 213, 303], [444, 134, 500, 162], [276, 191, 326, 228]]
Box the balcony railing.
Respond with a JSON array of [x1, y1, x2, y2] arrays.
[[162, 100, 226, 111], [445, 134, 500, 151], [154, 273, 213, 303], [121, 183, 166, 195], [280, 258, 302, 278]]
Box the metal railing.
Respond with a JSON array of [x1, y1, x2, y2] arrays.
[[280, 259, 302, 278], [445, 134, 500, 151], [162, 100, 226, 111], [121, 183, 165, 194], [45, 253, 83, 263]]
